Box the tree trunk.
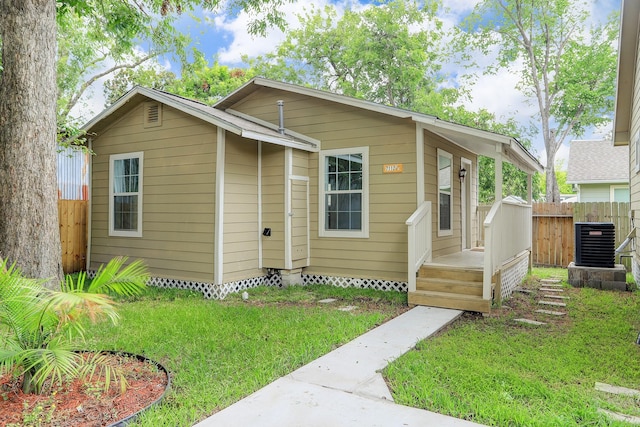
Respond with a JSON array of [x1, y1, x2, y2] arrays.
[[545, 149, 560, 203], [0, 0, 63, 287]]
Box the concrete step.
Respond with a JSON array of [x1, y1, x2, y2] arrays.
[[514, 318, 547, 326], [535, 309, 566, 316], [408, 290, 491, 313], [539, 300, 567, 307]]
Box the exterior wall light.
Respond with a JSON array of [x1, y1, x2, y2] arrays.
[[459, 167, 467, 182]]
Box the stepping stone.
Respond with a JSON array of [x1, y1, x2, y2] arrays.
[[535, 309, 566, 316], [538, 300, 566, 307], [596, 382, 640, 397], [318, 298, 337, 303], [541, 279, 562, 284], [597, 409, 640, 424], [540, 283, 563, 287], [540, 287, 564, 292], [338, 305, 357, 312], [515, 287, 534, 294], [514, 318, 546, 325], [544, 295, 569, 300]]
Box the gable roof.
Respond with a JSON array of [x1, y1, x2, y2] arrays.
[[614, 0, 640, 146], [215, 78, 543, 174], [82, 86, 319, 152], [566, 139, 629, 184]]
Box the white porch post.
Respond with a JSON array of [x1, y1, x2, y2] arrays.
[[214, 128, 225, 285], [416, 124, 425, 205], [495, 145, 503, 201]]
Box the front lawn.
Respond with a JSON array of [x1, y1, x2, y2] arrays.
[[384, 268, 640, 426], [85, 285, 407, 426]]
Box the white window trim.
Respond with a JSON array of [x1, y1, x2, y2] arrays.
[[109, 151, 143, 237], [437, 148, 453, 237], [318, 146, 369, 238]]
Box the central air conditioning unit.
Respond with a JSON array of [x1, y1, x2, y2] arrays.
[[574, 222, 615, 268]]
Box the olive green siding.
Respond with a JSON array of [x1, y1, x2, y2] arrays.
[[261, 144, 286, 269], [223, 134, 263, 282], [228, 87, 417, 282], [423, 130, 478, 257], [90, 103, 217, 282]]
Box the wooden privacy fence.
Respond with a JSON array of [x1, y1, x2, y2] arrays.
[[59, 200, 88, 274], [531, 202, 631, 269]]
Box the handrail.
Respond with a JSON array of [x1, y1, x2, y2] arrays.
[[406, 201, 432, 292], [483, 199, 532, 301]]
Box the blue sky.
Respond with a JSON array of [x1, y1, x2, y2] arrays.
[[75, 0, 621, 169]]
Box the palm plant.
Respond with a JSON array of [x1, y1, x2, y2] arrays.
[[0, 257, 149, 394]]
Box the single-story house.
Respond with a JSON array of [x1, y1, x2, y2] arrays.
[[566, 139, 629, 202], [613, 0, 640, 282], [82, 78, 543, 313]]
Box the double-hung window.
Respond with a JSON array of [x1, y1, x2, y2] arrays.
[[109, 152, 143, 237], [319, 147, 369, 238], [437, 149, 453, 236]]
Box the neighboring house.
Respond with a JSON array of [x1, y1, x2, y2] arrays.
[[566, 139, 630, 202], [82, 78, 543, 313], [613, 0, 640, 282]]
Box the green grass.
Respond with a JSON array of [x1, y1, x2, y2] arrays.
[[84, 284, 407, 426], [384, 268, 640, 426]]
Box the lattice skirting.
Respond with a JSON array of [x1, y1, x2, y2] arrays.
[[499, 254, 530, 300], [87, 270, 283, 299], [87, 270, 405, 298], [302, 274, 407, 292]]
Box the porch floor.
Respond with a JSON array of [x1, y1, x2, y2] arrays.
[[427, 249, 484, 269]]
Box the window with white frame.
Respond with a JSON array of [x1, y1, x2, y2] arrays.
[[437, 149, 453, 236], [319, 147, 369, 238], [109, 152, 143, 237]]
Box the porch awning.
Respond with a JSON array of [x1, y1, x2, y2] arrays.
[[417, 118, 544, 175]]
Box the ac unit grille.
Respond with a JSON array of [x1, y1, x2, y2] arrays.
[[574, 222, 615, 268]]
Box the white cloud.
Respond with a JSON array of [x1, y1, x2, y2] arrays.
[[212, 0, 341, 64]]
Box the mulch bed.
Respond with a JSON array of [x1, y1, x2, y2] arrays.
[[0, 352, 168, 427]]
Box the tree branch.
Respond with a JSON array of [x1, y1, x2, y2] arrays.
[[60, 54, 155, 119]]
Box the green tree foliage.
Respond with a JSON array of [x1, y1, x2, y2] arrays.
[[459, 0, 618, 202], [103, 65, 178, 106], [103, 56, 256, 107], [249, 0, 460, 111], [0, 257, 148, 394]]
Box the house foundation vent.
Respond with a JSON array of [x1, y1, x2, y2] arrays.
[[574, 222, 615, 268]]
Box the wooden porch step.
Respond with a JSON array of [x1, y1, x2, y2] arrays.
[[418, 265, 483, 282], [416, 277, 482, 296], [408, 290, 491, 314]]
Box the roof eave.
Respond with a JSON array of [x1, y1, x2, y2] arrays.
[[614, 0, 640, 146]]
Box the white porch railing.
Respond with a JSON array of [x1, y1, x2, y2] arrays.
[[483, 199, 532, 300], [406, 201, 432, 292]]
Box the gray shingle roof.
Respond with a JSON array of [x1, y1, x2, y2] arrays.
[[566, 139, 629, 184]]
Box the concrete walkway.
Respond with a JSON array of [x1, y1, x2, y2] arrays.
[[195, 306, 488, 427]]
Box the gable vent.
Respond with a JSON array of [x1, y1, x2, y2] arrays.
[[144, 102, 162, 127]]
